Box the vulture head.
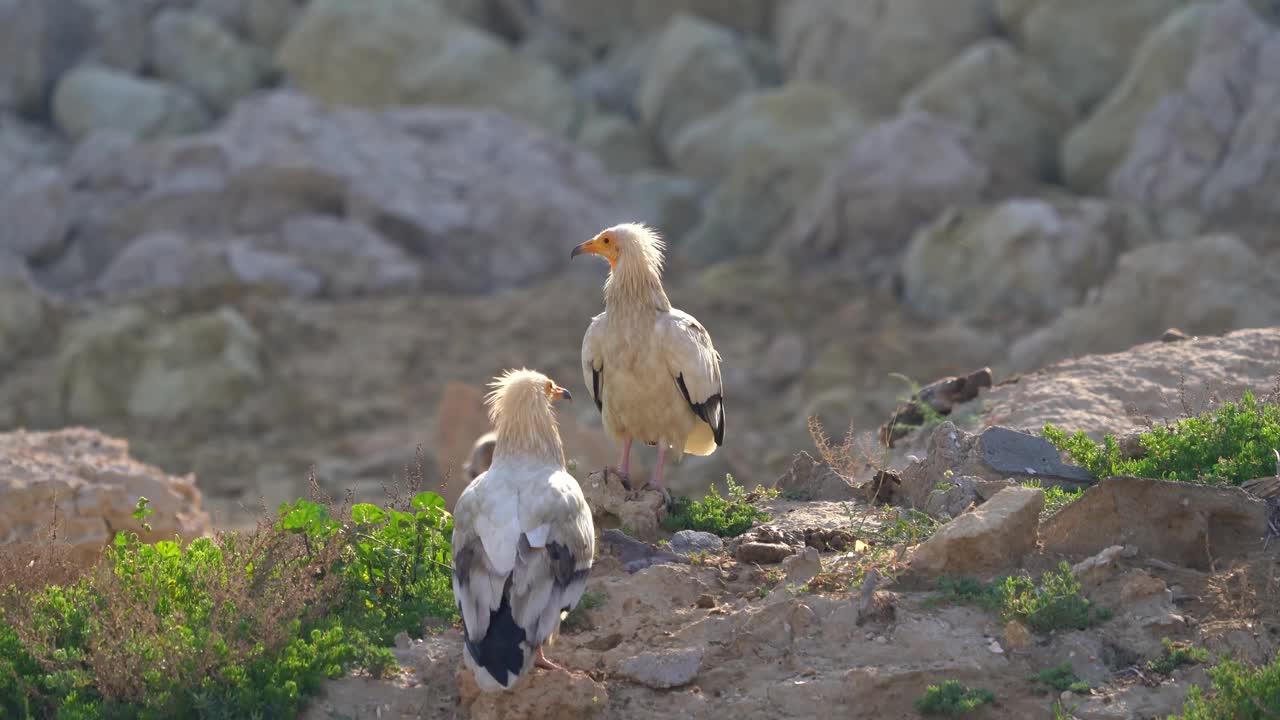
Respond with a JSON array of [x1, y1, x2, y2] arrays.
[[570, 222, 666, 275], [484, 369, 572, 463]]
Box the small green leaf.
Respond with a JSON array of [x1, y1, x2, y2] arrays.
[[351, 504, 388, 526], [410, 492, 445, 512]]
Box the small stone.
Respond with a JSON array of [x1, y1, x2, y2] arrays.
[[736, 541, 795, 564], [394, 631, 411, 649], [670, 530, 724, 556], [1004, 620, 1034, 652], [874, 635, 887, 645], [1162, 328, 1190, 342], [616, 647, 704, 689], [989, 640, 1004, 654], [695, 594, 716, 609], [781, 546, 821, 586]]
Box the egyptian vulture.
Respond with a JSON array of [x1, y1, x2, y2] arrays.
[[451, 369, 595, 691], [463, 430, 497, 480], [571, 223, 725, 495]]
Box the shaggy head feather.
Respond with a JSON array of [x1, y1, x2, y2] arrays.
[[484, 368, 569, 467]]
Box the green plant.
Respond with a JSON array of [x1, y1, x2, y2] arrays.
[[915, 679, 995, 715], [560, 590, 607, 633], [661, 475, 775, 537], [1031, 662, 1091, 695], [930, 563, 1109, 633], [877, 508, 941, 546], [1043, 390, 1280, 486], [1020, 481, 1084, 519], [1170, 650, 1280, 719], [0, 464, 457, 719], [1051, 699, 1079, 719], [1146, 637, 1210, 675]]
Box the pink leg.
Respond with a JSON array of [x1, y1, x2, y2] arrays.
[[535, 646, 567, 672], [648, 445, 672, 507], [608, 438, 633, 484]]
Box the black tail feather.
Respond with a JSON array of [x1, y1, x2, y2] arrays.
[[464, 591, 527, 688]]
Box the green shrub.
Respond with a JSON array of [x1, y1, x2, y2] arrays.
[[930, 563, 1110, 633], [1170, 650, 1280, 720], [1043, 390, 1280, 485], [915, 679, 996, 715], [1030, 662, 1091, 695], [0, 481, 456, 719], [1146, 637, 1210, 676], [1020, 481, 1084, 519], [661, 475, 775, 537]]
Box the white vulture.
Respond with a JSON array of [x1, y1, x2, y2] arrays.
[[450, 369, 595, 691], [570, 222, 725, 496]]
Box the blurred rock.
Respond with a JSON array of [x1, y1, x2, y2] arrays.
[[57, 305, 269, 422], [0, 0, 95, 114], [879, 368, 993, 448], [1009, 235, 1280, 373], [1062, 3, 1215, 194], [0, 114, 67, 184], [776, 0, 993, 117], [527, 0, 773, 50], [0, 428, 212, 569], [150, 9, 272, 112], [277, 0, 579, 136], [616, 647, 703, 689], [638, 14, 760, 153], [901, 196, 1156, 329], [54, 91, 618, 295], [0, 253, 55, 372], [576, 111, 659, 173], [82, 0, 151, 73], [0, 167, 72, 264], [194, 0, 301, 49], [669, 529, 723, 556], [582, 469, 668, 540], [736, 541, 794, 564], [1003, 0, 1195, 111], [777, 112, 991, 270], [772, 451, 856, 502], [572, 35, 657, 119], [904, 39, 1076, 182], [1110, 0, 1280, 245], [1041, 477, 1269, 570], [94, 231, 234, 297], [909, 486, 1044, 579], [618, 171, 707, 244], [52, 65, 212, 141]]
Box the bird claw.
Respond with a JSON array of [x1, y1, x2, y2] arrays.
[[604, 466, 633, 490], [535, 648, 569, 673]]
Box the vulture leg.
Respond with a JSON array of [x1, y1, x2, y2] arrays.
[[535, 646, 568, 672], [648, 444, 673, 507], [608, 438, 633, 485]]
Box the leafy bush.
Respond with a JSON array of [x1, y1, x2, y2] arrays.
[[1043, 390, 1280, 485], [1030, 662, 1091, 695], [915, 679, 996, 715], [930, 563, 1110, 633], [1020, 481, 1084, 519], [0, 476, 456, 719], [661, 475, 775, 537], [1169, 650, 1280, 720], [1146, 637, 1210, 676]]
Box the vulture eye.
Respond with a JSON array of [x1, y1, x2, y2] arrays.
[[602, 236, 611, 244]]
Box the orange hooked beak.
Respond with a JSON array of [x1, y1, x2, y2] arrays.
[[570, 233, 618, 269], [547, 382, 572, 403]]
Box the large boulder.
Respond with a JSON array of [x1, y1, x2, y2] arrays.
[[1110, 0, 1280, 245], [1002, 0, 1198, 111], [775, 112, 992, 271], [672, 84, 865, 266], [0, 253, 55, 372], [149, 9, 272, 113], [56, 305, 269, 422], [0, 166, 72, 264], [1007, 235, 1280, 374], [909, 486, 1045, 579], [47, 91, 620, 295], [903, 39, 1076, 183], [276, 0, 579, 136], [1061, 3, 1215, 194], [901, 196, 1155, 330], [776, 0, 993, 117], [0, 114, 67, 185], [518, 0, 774, 49], [0, 0, 96, 114], [52, 65, 212, 141], [638, 15, 761, 153], [0, 428, 212, 569]]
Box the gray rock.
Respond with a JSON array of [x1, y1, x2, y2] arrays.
[[528, 0, 774, 49], [776, 112, 991, 271], [94, 232, 228, 297], [616, 647, 704, 689], [980, 426, 1096, 484], [669, 530, 723, 556], [910, 486, 1045, 579], [150, 9, 272, 112], [777, 0, 993, 117], [0, 252, 55, 371], [599, 529, 689, 573], [618, 171, 707, 244], [736, 541, 794, 564], [277, 0, 580, 136], [923, 476, 982, 520], [0, 167, 71, 264], [53, 65, 212, 141], [576, 111, 659, 173], [0, 0, 96, 113], [772, 451, 856, 502], [638, 15, 760, 152]]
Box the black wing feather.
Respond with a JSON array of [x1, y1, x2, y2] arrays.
[[676, 374, 725, 447], [592, 365, 603, 414]]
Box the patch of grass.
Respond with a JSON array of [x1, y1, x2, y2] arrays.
[[1051, 699, 1079, 719], [1170, 649, 1280, 720], [1043, 390, 1280, 486], [915, 679, 996, 716], [560, 590, 607, 633], [877, 508, 941, 546], [1146, 637, 1210, 675], [930, 563, 1110, 633], [0, 456, 457, 720], [661, 475, 776, 538], [1020, 480, 1084, 519], [1031, 662, 1091, 695]]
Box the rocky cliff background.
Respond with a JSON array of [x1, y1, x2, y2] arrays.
[[2, 0, 1279, 527]]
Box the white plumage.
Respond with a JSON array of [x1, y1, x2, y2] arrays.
[[451, 369, 595, 691], [572, 223, 726, 494]]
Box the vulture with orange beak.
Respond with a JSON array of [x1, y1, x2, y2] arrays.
[[571, 223, 725, 498], [451, 369, 595, 691]]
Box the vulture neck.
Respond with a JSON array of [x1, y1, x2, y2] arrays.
[[605, 253, 671, 319], [491, 404, 566, 469]]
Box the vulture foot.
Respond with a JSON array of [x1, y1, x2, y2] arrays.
[[534, 646, 569, 672], [605, 466, 633, 490]]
